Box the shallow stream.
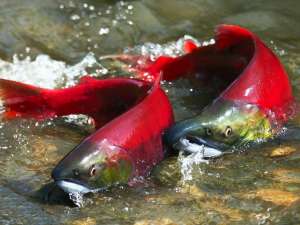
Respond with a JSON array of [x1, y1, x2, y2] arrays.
[[0, 1, 300, 224]]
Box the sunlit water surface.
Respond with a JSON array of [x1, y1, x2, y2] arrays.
[[0, 0, 300, 224]]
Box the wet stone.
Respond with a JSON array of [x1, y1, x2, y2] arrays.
[[254, 189, 299, 206], [272, 168, 300, 184], [178, 184, 205, 200], [152, 157, 181, 186], [198, 197, 244, 222], [0, 186, 56, 224], [68, 217, 97, 225], [134, 218, 177, 225], [269, 146, 296, 158]]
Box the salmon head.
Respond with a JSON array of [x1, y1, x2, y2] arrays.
[[52, 138, 134, 194], [164, 25, 295, 156]]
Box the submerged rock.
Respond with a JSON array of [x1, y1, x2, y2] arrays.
[[269, 146, 296, 158], [178, 184, 205, 200], [255, 188, 299, 206], [134, 218, 177, 225], [0, 186, 56, 224], [272, 168, 300, 184], [68, 217, 97, 225]]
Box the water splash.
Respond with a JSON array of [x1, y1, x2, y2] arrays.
[[175, 138, 224, 181], [178, 151, 208, 181], [67, 187, 107, 207], [0, 52, 105, 89], [69, 192, 85, 207], [124, 35, 201, 60]]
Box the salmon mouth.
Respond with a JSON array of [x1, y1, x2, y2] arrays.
[[55, 179, 93, 194], [173, 136, 225, 158]]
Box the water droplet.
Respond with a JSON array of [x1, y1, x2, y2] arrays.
[[68, 1, 76, 8], [98, 27, 110, 35], [112, 20, 118, 26], [70, 14, 80, 21], [25, 47, 31, 53]]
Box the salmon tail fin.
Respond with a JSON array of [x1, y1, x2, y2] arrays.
[[0, 79, 56, 120]]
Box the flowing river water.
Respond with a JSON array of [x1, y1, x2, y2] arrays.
[[0, 0, 300, 224]]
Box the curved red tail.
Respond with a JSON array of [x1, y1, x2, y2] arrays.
[[0, 77, 150, 128]]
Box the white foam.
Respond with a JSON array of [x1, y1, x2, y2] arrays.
[[68, 192, 85, 207], [124, 35, 201, 60], [179, 151, 208, 181], [0, 52, 104, 89]]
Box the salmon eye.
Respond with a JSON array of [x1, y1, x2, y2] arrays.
[[224, 126, 232, 137], [73, 169, 80, 177], [205, 128, 212, 136], [89, 165, 97, 177]]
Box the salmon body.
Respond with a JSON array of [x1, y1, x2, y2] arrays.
[[52, 78, 174, 191], [147, 25, 295, 155]]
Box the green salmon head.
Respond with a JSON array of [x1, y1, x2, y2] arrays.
[[165, 99, 273, 156], [51, 139, 133, 194]]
